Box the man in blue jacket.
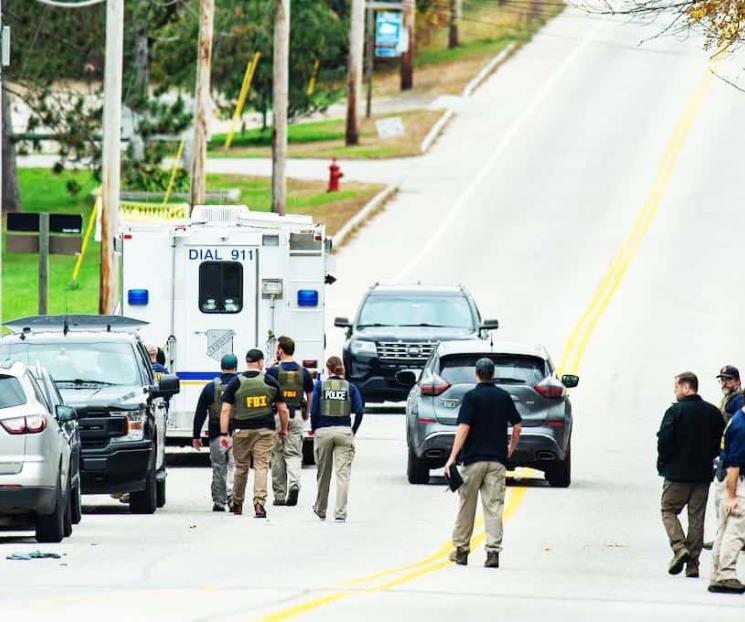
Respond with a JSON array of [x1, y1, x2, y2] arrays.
[[192, 354, 238, 511]]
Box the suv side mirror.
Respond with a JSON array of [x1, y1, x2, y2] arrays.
[[151, 373, 181, 398], [480, 319, 499, 331], [334, 317, 351, 329], [395, 370, 419, 387], [56, 405, 77, 422], [561, 374, 579, 389]]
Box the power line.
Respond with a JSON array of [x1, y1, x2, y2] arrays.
[[35, 0, 105, 8]]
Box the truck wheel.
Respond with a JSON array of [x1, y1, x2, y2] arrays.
[[130, 469, 157, 514], [35, 484, 65, 543], [407, 447, 429, 485], [156, 470, 167, 509], [71, 481, 82, 525], [546, 444, 571, 488], [302, 439, 315, 466]]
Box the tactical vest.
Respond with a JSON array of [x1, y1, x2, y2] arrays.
[[320, 378, 352, 418], [232, 375, 276, 421], [277, 366, 306, 410], [208, 377, 229, 422]]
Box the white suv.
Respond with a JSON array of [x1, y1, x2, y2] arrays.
[[0, 361, 81, 542]]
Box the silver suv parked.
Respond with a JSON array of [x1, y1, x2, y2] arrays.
[[0, 361, 81, 542]]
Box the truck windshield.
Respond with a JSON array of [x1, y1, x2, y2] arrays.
[[0, 342, 140, 387], [357, 295, 474, 329], [440, 354, 547, 385], [0, 376, 27, 409]]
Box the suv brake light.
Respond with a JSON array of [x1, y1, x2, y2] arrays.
[[1, 415, 48, 434], [534, 378, 565, 399], [421, 374, 450, 396]]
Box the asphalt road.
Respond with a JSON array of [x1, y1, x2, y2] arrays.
[[3, 9, 745, 621]]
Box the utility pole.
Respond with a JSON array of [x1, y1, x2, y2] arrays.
[[346, 0, 366, 145], [190, 0, 214, 210], [448, 0, 461, 49], [365, 6, 374, 118], [99, 0, 124, 315], [400, 0, 415, 90], [272, 0, 290, 215]]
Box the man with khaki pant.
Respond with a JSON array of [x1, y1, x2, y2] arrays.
[[444, 358, 522, 568], [310, 356, 364, 522], [267, 336, 314, 507], [656, 372, 723, 577], [220, 349, 288, 518], [709, 407, 745, 593]]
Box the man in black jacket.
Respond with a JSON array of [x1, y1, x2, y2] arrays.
[[657, 371, 725, 578]]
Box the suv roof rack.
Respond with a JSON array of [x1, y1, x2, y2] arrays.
[[4, 315, 148, 335]]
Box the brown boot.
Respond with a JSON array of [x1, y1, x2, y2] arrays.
[[708, 578, 745, 594], [485, 552, 500, 568], [448, 547, 468, 566], [231, 501, 243, 516], [254, 503, 267, 519]]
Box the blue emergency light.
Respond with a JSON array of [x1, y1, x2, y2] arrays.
[[297, 289, 319, 308], [128, 289, 149, 306]]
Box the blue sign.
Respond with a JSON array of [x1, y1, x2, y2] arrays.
[[375, 12, 403, 58]]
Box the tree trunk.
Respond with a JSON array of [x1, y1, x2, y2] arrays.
[[345, 0, 365, 145], [2, 87, 20, 213], [400, 0, 415, 91], [272, 0, 290, 215]]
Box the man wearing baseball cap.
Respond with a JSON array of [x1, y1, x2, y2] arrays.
[[717, 366, 744, 424], [192, 353, 239, 512], [219, 349, 289, 518]]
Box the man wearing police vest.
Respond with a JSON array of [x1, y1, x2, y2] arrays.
[[267, 336, 314, 507], [220, 349, 289, 518], [192, 354, 238, 512], [310, 356, 364, 522]]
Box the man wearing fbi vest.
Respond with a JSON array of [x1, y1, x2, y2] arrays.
[[220, 349, 289, 518]]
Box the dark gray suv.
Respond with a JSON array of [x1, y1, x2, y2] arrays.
[[335, 284, 498, 403], [398, 340, 579, 487]]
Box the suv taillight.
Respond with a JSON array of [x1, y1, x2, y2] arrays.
[[421, 374, 450, 396], [534, 378, 565, 399], [1, 415, 48, 435]]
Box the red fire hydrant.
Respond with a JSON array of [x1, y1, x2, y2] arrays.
[[328, 157, 344, 193]]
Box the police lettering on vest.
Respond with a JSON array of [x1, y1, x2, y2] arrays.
[[320, 378, 352, 418], [233, 375, 276, 421]]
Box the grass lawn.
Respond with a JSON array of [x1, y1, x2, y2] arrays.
[[209, 109, 444, 160], [2, 169, 383, 322]]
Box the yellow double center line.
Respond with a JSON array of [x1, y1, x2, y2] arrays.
[[256, 61, 717, 622], [557, 64, 716, 376]]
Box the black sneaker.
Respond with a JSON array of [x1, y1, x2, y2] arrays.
[[708, 579, 745, 594], [287, 486, 300, 507], [485, 552, 500, 568], [313, 506, 326, 521], [335, 515, 346, 522], [273, 499, 287, 506], [212, 503, 226, 512], [685, 565, 699, 578], [668, 549, 689, 575], [448, 547, 468, 566]]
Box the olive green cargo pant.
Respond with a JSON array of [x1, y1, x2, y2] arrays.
[[711, 478, 745, 583], [452, 461, 506, 554], [272, 416, 304, 501], [232, 428, 276, 506], [660, 480, 709, 569], [314, 426, 355, 519]]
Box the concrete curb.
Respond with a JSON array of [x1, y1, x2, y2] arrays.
[[332, 184, 398, 250], [420, 109, 455, 154], [462, 42, 519, 98]]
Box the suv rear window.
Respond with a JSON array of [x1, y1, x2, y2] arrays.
[[357, 295, 474, 329], [440, 354, 547, 386], [0, 376, 27, 409]]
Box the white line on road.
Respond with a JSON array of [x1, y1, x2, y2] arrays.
[[391, 17, 606, 284]]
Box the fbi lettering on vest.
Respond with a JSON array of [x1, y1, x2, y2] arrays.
[[245, 395, 269, 408]]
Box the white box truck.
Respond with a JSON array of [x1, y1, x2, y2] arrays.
[[120, 205, 333, 453]]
